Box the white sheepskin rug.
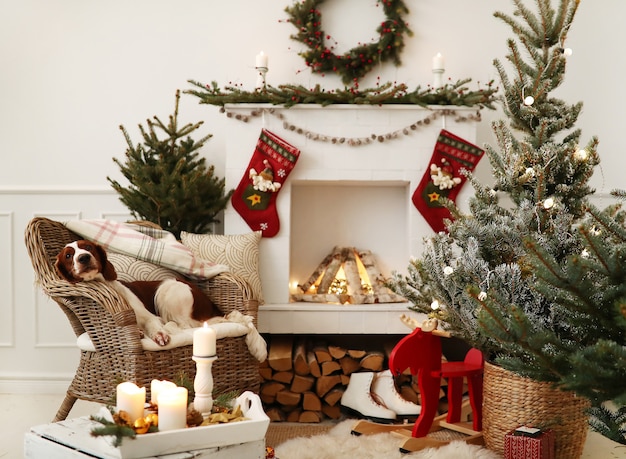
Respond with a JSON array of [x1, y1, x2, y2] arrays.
[[274, 420, 501, 459]]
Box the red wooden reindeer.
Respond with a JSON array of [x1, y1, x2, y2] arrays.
[[352, 317, 484, 452]]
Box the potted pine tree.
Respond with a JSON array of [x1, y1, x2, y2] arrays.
[[387, 0, 611, 456], [108, 90, 233, 239]]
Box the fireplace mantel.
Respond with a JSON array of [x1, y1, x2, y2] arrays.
[[222, 104, 480, 334]]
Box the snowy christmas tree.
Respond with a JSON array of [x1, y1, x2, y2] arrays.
[[388, 0, 625, 442]]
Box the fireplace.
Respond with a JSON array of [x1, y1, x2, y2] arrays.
[[222, 104, 480, 333]]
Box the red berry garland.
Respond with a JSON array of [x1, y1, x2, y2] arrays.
[[284, 0, 412, 85]]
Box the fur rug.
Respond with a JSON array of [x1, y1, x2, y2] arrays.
[[274, 420, 501, 459]]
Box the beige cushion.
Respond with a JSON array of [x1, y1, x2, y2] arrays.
[[181, 231, 263, 303], [108, 252, 178, 283]]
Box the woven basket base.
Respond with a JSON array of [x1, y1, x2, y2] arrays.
[[482, 362, 589, 459]]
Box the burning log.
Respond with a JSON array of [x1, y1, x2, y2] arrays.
[[291, 246, 406, 304]]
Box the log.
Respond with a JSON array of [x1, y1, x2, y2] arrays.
[[328, 345, 347, 360], [400, 385, 420, 404], [259, 366, 273, 381], [317, 246, 344, 294], [322, 403, 342, 420], [343, 247, 363, 295], [266, 407, 285, 422], [360, 351, 384, 371], [323, 387, 344, 407], [313, 346, 332, 363], [358, 249, 386, 294], [291, 374, 315, 393], [348, 349, 367, 359], [291, 293, 349, 303], [315, 375, 342, 398], [286, 408, 302, 423], [275, 390, 301, 407], [339, 355, 361, 375], [302, 391, 322, 412], [273, 371, 294, 384], [307, 351, 321, 378], [299, 411, 322, 423], [293, 339, 310, 376], [268, 336, 293, 372], [260, 381, 286, 397], [298, 249, 336, 293], [321, 360, 341, 376], [260, 392, 276, 405]]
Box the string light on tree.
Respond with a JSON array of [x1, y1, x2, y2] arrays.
[[574, 148, 588, 161], [543, 197, 555, 209]]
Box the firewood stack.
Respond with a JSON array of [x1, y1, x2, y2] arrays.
[[259, 335, 426, 423]]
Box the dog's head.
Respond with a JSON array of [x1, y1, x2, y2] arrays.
[[55, 240, 117, 283]]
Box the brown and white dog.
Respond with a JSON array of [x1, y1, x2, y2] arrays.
[[55, 240, 222, 346]]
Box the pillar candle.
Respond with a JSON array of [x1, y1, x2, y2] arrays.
[[150, 379, 177, 405], [193, 321, 216, 357], [256, 51, 268, 68], [158, 386, 188, 431], [116, 382, 146, 423], [432, 52, 445, 71]]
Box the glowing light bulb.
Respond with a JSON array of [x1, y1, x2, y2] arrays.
[[574, 148, 588, 161], [524, 96, 535, 106], [543, 198, 554, 209]]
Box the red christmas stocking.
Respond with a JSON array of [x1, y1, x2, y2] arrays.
[[231, 129, 300, 237], [412, 129, 484, 232]]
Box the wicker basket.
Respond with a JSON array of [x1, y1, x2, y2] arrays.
[[482, 362, 589, 459]]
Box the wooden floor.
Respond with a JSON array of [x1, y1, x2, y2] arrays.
[[3, 393, 624, 458]]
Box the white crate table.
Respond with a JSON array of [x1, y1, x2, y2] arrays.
[[24, 417, 266, 459]]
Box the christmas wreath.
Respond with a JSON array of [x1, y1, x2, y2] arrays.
[[285, 0, 412, 85]]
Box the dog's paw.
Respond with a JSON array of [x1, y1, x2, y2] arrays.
[[153, 330, 170, 346]]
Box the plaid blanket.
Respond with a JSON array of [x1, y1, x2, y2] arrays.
[[64, 219, 228, 279]]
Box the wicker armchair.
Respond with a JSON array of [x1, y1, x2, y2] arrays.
[[24, 217, 261, 422]]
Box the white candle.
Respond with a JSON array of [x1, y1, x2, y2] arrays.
[[193, 321, 216, 357], [256, 51, 268, 68], [158, 386, 188, 431], [116, 382, 146, 423], [150, 379, 177, 405], [432, 52, 445, 71]]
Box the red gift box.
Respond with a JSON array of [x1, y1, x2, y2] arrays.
[[504, 426, 555, 459]]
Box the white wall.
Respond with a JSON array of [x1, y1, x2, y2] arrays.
[[0, 0, 621, 393]]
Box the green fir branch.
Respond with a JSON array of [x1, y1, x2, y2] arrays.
[[185, 79, 498, 110]]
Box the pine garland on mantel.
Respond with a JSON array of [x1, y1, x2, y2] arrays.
[[185, 79, 498, 109]]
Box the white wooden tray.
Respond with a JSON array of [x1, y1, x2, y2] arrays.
[[28, 391, 269, 459]]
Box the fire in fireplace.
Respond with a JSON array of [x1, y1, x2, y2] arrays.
[[291, 246, 406, 304]]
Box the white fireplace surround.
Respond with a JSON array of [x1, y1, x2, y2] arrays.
[[222, 104, 479, 334]]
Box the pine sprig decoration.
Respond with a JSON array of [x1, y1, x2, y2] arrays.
[[186, 79, 498, 109], [108, 91, 233, 239]]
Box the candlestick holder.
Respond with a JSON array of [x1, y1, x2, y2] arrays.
[[255, 66, 268, 90], [432, 68, 444, 89], [192, 355, 218, 417]]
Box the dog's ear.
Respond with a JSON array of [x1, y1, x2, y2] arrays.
[[95, 244, 118, 281], [55, 249, 81, 283]]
